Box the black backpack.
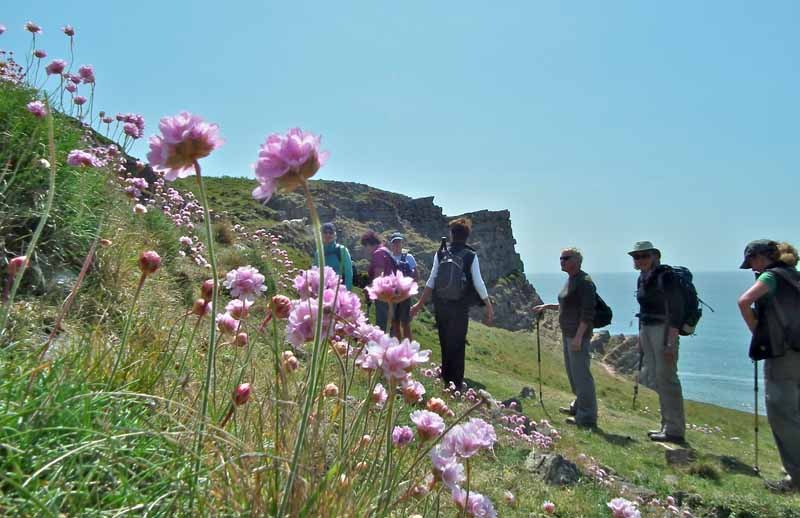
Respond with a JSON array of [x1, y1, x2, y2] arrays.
[[395, 252, 415, 278], [434, 244, 474, 302], [765, 267, 800, 352], [658, 265, 702, 336], [593, 295, 613, 329]]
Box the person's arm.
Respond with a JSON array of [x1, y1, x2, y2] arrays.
[[411, 254, 439, 317], [572, 278, 596, 349], [342, 247, 353, 291], [738, 279, 771, 332], [470, 255, 493, 325], [408, 254, 419, 281]]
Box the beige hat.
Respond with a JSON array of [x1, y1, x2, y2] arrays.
[[627, 241, 660, 256]]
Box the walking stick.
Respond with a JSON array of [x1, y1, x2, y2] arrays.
[[753, 360, 760, 475], [535, 314, 552, 420]]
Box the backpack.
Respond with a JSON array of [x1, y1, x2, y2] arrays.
[[765, 267, 800, 352], [394, 252, 415, 278], [658, 265, 702, 336], [434, 245, 474, 302], [593, 294, 613, 329]]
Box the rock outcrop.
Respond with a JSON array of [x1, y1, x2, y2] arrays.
[[266, 180, 541, 331]]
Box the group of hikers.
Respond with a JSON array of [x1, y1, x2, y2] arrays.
[[315, 220, 800, 494]]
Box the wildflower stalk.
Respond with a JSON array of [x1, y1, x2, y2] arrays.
[[0, 105, 57, 342], [190, 159, 220, 512], [279, 180, 326, 517], [105, 272, 146, 388], [461, 458, 471, 518], [379, 379, 397, 511], [167, 315, 203, 403]]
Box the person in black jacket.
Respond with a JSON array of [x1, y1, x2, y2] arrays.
[[533, 247, 598, 428], [629, 241, 686, 444], [737, 240, 800, 493]]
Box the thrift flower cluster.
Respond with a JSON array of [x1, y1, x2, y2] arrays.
[[253, 128, 330, 202]]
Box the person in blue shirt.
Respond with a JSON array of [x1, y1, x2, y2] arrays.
[[313, 222, 353, 290]]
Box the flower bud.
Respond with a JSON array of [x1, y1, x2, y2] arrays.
[[138, 250, 161, 275], [323, 383, 339, 398], [99, 238, 112, 247], [281, 350, 300, 372], [201, 279, 214, 300], [234, 332, 248, 347], [133, 203, 148, 214], [270, 295, 292, 319], [8, 256, 28, 276], [192, 298, 210, 317], [233, 383, 251, 406]]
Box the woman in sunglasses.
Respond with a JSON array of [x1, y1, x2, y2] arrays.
[[533, 247, 598, 428], [629, 241, 686, 444]]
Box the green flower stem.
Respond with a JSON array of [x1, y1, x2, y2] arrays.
[[167, 316, 203, 403], [379, 379, 397, 511], [461, 458, 471, 518], [0, 107, 57, 342], [105, 273, 146, 389], [279, 180, 327, 517], [189, 160, 220, 513]]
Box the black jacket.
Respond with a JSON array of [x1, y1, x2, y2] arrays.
[[636, 265, 686, 329]]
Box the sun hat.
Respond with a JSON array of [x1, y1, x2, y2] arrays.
[[627, 241, 660, 256], [739, 239, 778, 269], [389, 232, 405, 242]]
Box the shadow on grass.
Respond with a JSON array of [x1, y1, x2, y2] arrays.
[[591, 427, 638, 447], [713, 454, 761, 477]]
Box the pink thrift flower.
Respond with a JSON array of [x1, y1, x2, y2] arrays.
[[62, 25, 75, 37], [224, 265, 267, 300], [25, 21, 42, 34], [252, 128, 330, 202], [607, 498, 640, 518], [452, 487, 497, 518], [78, 64, 95, 84], [179, 236, 193, 247], [270, 295, 292, 319], [392, 426, 414, 447], [64, 82, 77, 93], [66, 150, 98, 167], [381, 338, 431, 381], [124, 122, 142, 139], [138, 250, 161, 275], [293, 266, 339, 299], [45, 59, 67, 75], [233, 383, 251, 405], [26, 101, 47, 118], [366, 271, 419, 304], [33, 49, 46, 59], [147, 112, 223, 181], [8, 256, 29, 276], [410, 410, 445, 441], [401, 378, 426, 404], [216, 312, 240, 335], [371, 383, 388, 408], [442, 418, 497, 459], [225, 298, 253, 320], [73, 95, 87, 106], [542, 500, 555, 514], [286, 299, 331, 347]]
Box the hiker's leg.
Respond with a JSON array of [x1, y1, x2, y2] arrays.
[[375, 300, 389, 331], [562, 334, 577, 396], [568, 334, 597, 425], [390, 320, 401, 338], [764, 351, 800, 482], [639, 325, 663, 431], [402, 321, 413, 341], [434, 304, 453, 386], [651, 324, 685, 437], [394, 300, 411, 340], [447, 304, 469, 388]]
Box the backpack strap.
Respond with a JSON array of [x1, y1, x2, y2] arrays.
[[769, 268, 800, 294]]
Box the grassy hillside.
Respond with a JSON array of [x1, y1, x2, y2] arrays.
[[2, 76, 799, 517]]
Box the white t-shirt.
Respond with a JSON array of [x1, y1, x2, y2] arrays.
[[425, 251, 489, 300]]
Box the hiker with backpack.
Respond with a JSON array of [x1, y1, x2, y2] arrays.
[[361, 230, 397, 331], [389, 232, 418, 341], [533, 247, 600, 428], [314, 222, 354, 290], [629, 241, 690, 444], [737, 240, 800, 493], [410, 218, 493, 390]]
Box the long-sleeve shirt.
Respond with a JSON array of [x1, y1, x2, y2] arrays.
[[368, 246, 395, 281], [557, 270, 597, 337], [636, 265, 685, 329], [424, 250, 489, 301], [313, 242, 353, 290]]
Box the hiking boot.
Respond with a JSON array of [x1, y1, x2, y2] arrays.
[[764, 476, 798, 494], [648, 432, 686, 444], [558, 406, 576, 416], [565, 417, 597, 429], [647, 429, 664, 437]]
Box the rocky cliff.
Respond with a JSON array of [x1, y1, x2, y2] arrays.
[[264, 180, 542, 331]]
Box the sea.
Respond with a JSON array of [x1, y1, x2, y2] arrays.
[[528, 270, 766, 414]]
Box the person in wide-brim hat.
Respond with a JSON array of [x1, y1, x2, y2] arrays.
[[628, 241, 661, 257]]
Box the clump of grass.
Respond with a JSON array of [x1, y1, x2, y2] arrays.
[[690, 462, 722, 481]]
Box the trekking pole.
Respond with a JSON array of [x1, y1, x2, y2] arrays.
[[753, 360, 760, 475], [535, 314, 552, 420], [632, 348, 643, 410]]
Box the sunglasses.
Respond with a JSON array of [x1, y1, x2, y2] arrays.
[[631, 253, 651, 260], [559, 255, 573, 262]]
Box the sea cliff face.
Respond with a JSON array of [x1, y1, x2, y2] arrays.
[[265, 180, 542, 331]]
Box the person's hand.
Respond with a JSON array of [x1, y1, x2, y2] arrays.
[[410, 302, 421, 319], [570, 336, 583, 352], [483, 304, 494, 326], [663, 346, 676, 363]]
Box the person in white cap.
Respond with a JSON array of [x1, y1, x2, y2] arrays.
[[389, 232, 417, 341]]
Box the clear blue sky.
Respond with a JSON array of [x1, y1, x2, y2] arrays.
[[5, 1, 799, 272]]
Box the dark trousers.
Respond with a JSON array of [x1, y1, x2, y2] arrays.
[[434, 302, 470, 388]]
